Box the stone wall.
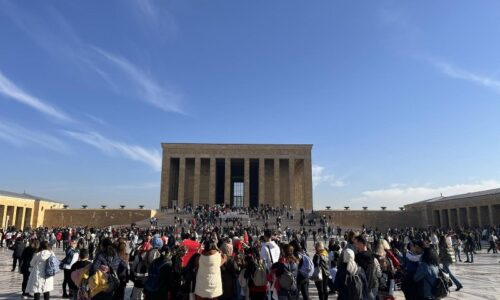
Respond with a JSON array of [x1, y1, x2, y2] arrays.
[[317, 210, 423, 230], [43, 209, 157, 227]]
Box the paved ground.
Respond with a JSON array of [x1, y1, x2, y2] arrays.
[[0, 246, 498, 299]]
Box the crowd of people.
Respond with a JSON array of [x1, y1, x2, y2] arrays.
[[0, 204, 499, 300]]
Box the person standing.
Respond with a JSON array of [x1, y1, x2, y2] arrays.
[[464, 233, 475, 263], [61, 239, 79, 298], [487, 232, 498, 253], [354, 236, 380, 300], [10, 236, 25, 272], [195, 239, 225, 300], [438, 236, 463, 291], [413, 247, 440, 300], [21, 240, 39, 299], [68, 249, 92, 300], [26, 241, 55, 300], [312, 241, 330, 300]]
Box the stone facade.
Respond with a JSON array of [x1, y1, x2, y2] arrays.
[[404, 188, 500, 228], [0, 191, 64, 228], [160, 143, 314, 210], [43, 209, 157, 227]]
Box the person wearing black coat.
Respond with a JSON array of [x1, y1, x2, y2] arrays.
[[21, 240, 39, 298], [10, 236, 26, 272]]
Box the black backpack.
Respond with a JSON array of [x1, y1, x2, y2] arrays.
[[346, 270, 363, 300], [432, 268, 452, 299]]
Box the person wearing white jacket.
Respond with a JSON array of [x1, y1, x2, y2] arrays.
[[26, 241, 55, 300]]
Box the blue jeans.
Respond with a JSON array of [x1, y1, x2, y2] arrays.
[[442, 263, 462, 288]]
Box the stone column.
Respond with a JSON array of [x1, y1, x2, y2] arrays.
[[477, 206, 483, 227], [160, 155, 170, 210], [303, 158, 313, 211], [11, 206, 17, 227], [244, 158, 250, 206], [456, 208, 462, 228], [274, 158, 280, 207], [20, 207, 26, 229], [178, 157, 186, 208], [288, 158, 295, 209], [259, 158, 265, 207], [209, 158, 216, 205], [466, 207, 472, 227], [224, 158, 231, 206], [1, 205, 6, 228], [488, 205, 494, 227], [193, 157, 201, 206]]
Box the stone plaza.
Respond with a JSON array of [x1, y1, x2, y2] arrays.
[[0, 243, 498, 299]]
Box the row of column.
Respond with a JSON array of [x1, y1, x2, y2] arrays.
[[163, 156, 310, 208], [0, 205, 31, 229], [435, 205, 496, 228]]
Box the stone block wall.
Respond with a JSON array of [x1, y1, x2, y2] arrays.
[[317, 210, 423, 230], [43, 209, 157, 227]]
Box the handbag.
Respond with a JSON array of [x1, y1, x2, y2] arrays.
[[310, 267, 322, 282]]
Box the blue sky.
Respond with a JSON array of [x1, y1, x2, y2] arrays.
[[1, 0, 500, 209]]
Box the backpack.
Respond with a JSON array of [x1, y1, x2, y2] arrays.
[[132, 254, 149, 286], [365, 258, 379, 290], [298, 253, 314, 279], [103, 258, 120, 294], [251, 261, 268, 287], [433, 268, 451, 299], [45, 254, 60, 278], [71, 264, 92, 288], [346, 271, 363, 300], [144, 258, 168, 293], [278, 264, 297, 291]]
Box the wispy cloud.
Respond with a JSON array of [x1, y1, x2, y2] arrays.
[[0, 71, 72, 122], [312, 164, 346, 188], [1, 3, 184, 115], [83, 114, 107, 126], [435, 62, 500, 93], [62, 130, 161, 171], [351, 180, 500, 209], [0, 120, 69, 153], [129, 0, 177, 36], [92, 47, 184, 114]]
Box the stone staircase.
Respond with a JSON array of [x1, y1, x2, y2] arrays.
[[133, 210, 316, 232]]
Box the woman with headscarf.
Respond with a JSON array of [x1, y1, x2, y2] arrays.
[[333, 248, 365, 300], [312, 241, 330, 300]]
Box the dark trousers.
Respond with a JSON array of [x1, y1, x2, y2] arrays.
[[315, 279, 328, 300], [465, 251, 474, 262], [113, 281, 126, 300], [249, 291, 267, 300], [34, 292, 50, 300], [12, 257, 20, 270], [298, 279, 310, 300], [487, 241, 498, 253], [62, 269, 72, 295], [22, 272, 30, 293]]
